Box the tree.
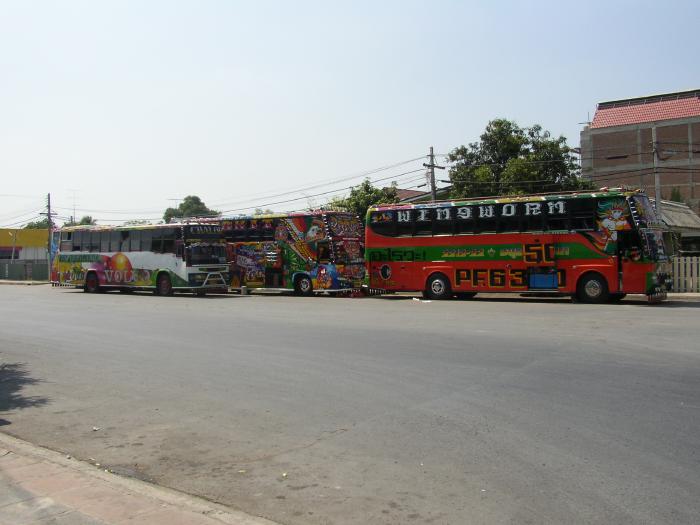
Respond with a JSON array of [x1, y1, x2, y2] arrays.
[[448, 119, 590, 198], [64, 216, 96, 226], [163, 195, 218, 223], [23, 218, 50, 229], [328, 179, 399, 223]]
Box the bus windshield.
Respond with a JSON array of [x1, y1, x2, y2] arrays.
[[186, 244, 227, 265], [332, 240, 363, 265]]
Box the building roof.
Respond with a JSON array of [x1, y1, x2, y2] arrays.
[[650, 199, 700, 236], [591, 89, 700, 129], [392, 188, 429, 201]]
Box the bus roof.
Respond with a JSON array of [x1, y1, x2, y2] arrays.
[[59, 221, 210, 232], [219, 210, 358, 220], [369, 188, 646, 212]]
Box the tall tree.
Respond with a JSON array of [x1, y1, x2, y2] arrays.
[[23, 218, 50, 229], [448, 119, 590, 198], [65, 215, 97, 226], [328, 179, 399, 223], [163, 195, 218, 223]]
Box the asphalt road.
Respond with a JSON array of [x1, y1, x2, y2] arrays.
[[1, 286, 699, 524]]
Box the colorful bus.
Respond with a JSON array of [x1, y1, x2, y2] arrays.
[[220, 211, 365, 295], [365, 189, 673, 303], [53, 223, 229, 295]]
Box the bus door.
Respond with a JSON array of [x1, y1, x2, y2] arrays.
[[264, 242, 283, 288], [522, 235, 558, 290]]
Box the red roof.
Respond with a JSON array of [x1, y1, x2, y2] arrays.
[[591, 92, 700, 128], [394, 188, 428, 201]]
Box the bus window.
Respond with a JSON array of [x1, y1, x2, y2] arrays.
[[60, 232, 73, 252], [162, 228, 176, 253], [100, 232, 110, 252], [130, 230, 141, 252], [369, 211, 397, 237], [317, 241, 331, 264], [141, 230, 152, 252], [109, 231, 120, 252], [90, 231, 100, 252], [72, 231, 82, 252], [152, 231, 162, 253], [120, 231, 130, 252]]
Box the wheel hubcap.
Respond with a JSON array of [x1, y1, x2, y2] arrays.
[[431, 280, 444, 295], [585, 280, 602, 298], [300, 279, 310, 292]]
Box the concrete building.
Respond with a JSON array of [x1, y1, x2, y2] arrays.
[[580, 89, 700, 214], [0, 228, 50, 280]]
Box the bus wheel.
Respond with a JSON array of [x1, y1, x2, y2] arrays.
[[84, 272, 100, 293], [425, 273, 451, 300], [456, 292, 477, 300], [576, 273, 609, 303], [609, 293, 626, 302], [156, 273, 173, 296], [294, 275, 313, 296]]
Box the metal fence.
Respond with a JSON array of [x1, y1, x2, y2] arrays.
[[672, 256, 700, 292], [0, 260, 49, 281]]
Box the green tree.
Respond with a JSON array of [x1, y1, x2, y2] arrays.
[[163, 195, 218, 223], [669, 187, 683, 203], [23, 218, 50, 229], [448, 119, 590, 198], [65, 215, 96, 226], [328, 179, 399, 223]]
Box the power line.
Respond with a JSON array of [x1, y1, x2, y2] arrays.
[[209, 155, 426, 208], [219, 168, 426, 215]]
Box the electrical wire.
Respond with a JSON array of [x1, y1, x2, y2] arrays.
[[219, 168, 426, 215], [209, 155, 426, 208]]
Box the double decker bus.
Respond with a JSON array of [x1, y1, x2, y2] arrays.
[[220, 211, 365, 295], [53, 222, 229, 296], [366, 189, 673, 303]]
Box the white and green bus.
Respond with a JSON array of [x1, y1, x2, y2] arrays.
[[53, 223, 229, 296]]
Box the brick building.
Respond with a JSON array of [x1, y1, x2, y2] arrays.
[[580, 89, 700, 213]]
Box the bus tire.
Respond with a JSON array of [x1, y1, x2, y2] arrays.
[[425, 273, 452, 300], [294, 275, 313, 296], [84, 272, 100, 293], [456, 292, 477, 300], [156, 272, 173, 296], [576, 272, 609, 303]]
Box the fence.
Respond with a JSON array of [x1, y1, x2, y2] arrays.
[[672, 256, 700, 292], [0, 260, 49, 281]]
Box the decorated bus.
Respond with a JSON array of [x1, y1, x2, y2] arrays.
[[219, 211, 365, 295], [53, 222, 229, 295], [365, 189, 673, 303]]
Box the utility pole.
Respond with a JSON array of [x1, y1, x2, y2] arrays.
[[423, 146, 445, 202], [40, 193, 56, 276], [652, 126, 662, 215]]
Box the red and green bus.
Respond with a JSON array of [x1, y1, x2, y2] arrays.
[[365, 189, 673, 303], [53, 222, 229, 295], [220, 211, 365, 295]]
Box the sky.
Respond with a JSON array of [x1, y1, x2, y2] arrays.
[[1, 0, 699, 226]]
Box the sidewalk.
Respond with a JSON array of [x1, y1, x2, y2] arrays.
[[0, 433, 276, 525]]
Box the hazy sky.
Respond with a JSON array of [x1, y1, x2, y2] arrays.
[[1, 0, 698, 226]]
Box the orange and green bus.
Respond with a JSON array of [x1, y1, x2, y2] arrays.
[[365, 189, 672, 303], [220, 211, 365, 295]]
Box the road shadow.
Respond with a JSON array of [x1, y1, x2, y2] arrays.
[[0, 363, 49, 422]]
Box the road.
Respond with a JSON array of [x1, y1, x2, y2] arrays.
[[1, 286, 699, 524]]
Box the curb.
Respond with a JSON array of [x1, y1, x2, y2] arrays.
[[0, 432, 277, 525], [0, 280, 50, 285]]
